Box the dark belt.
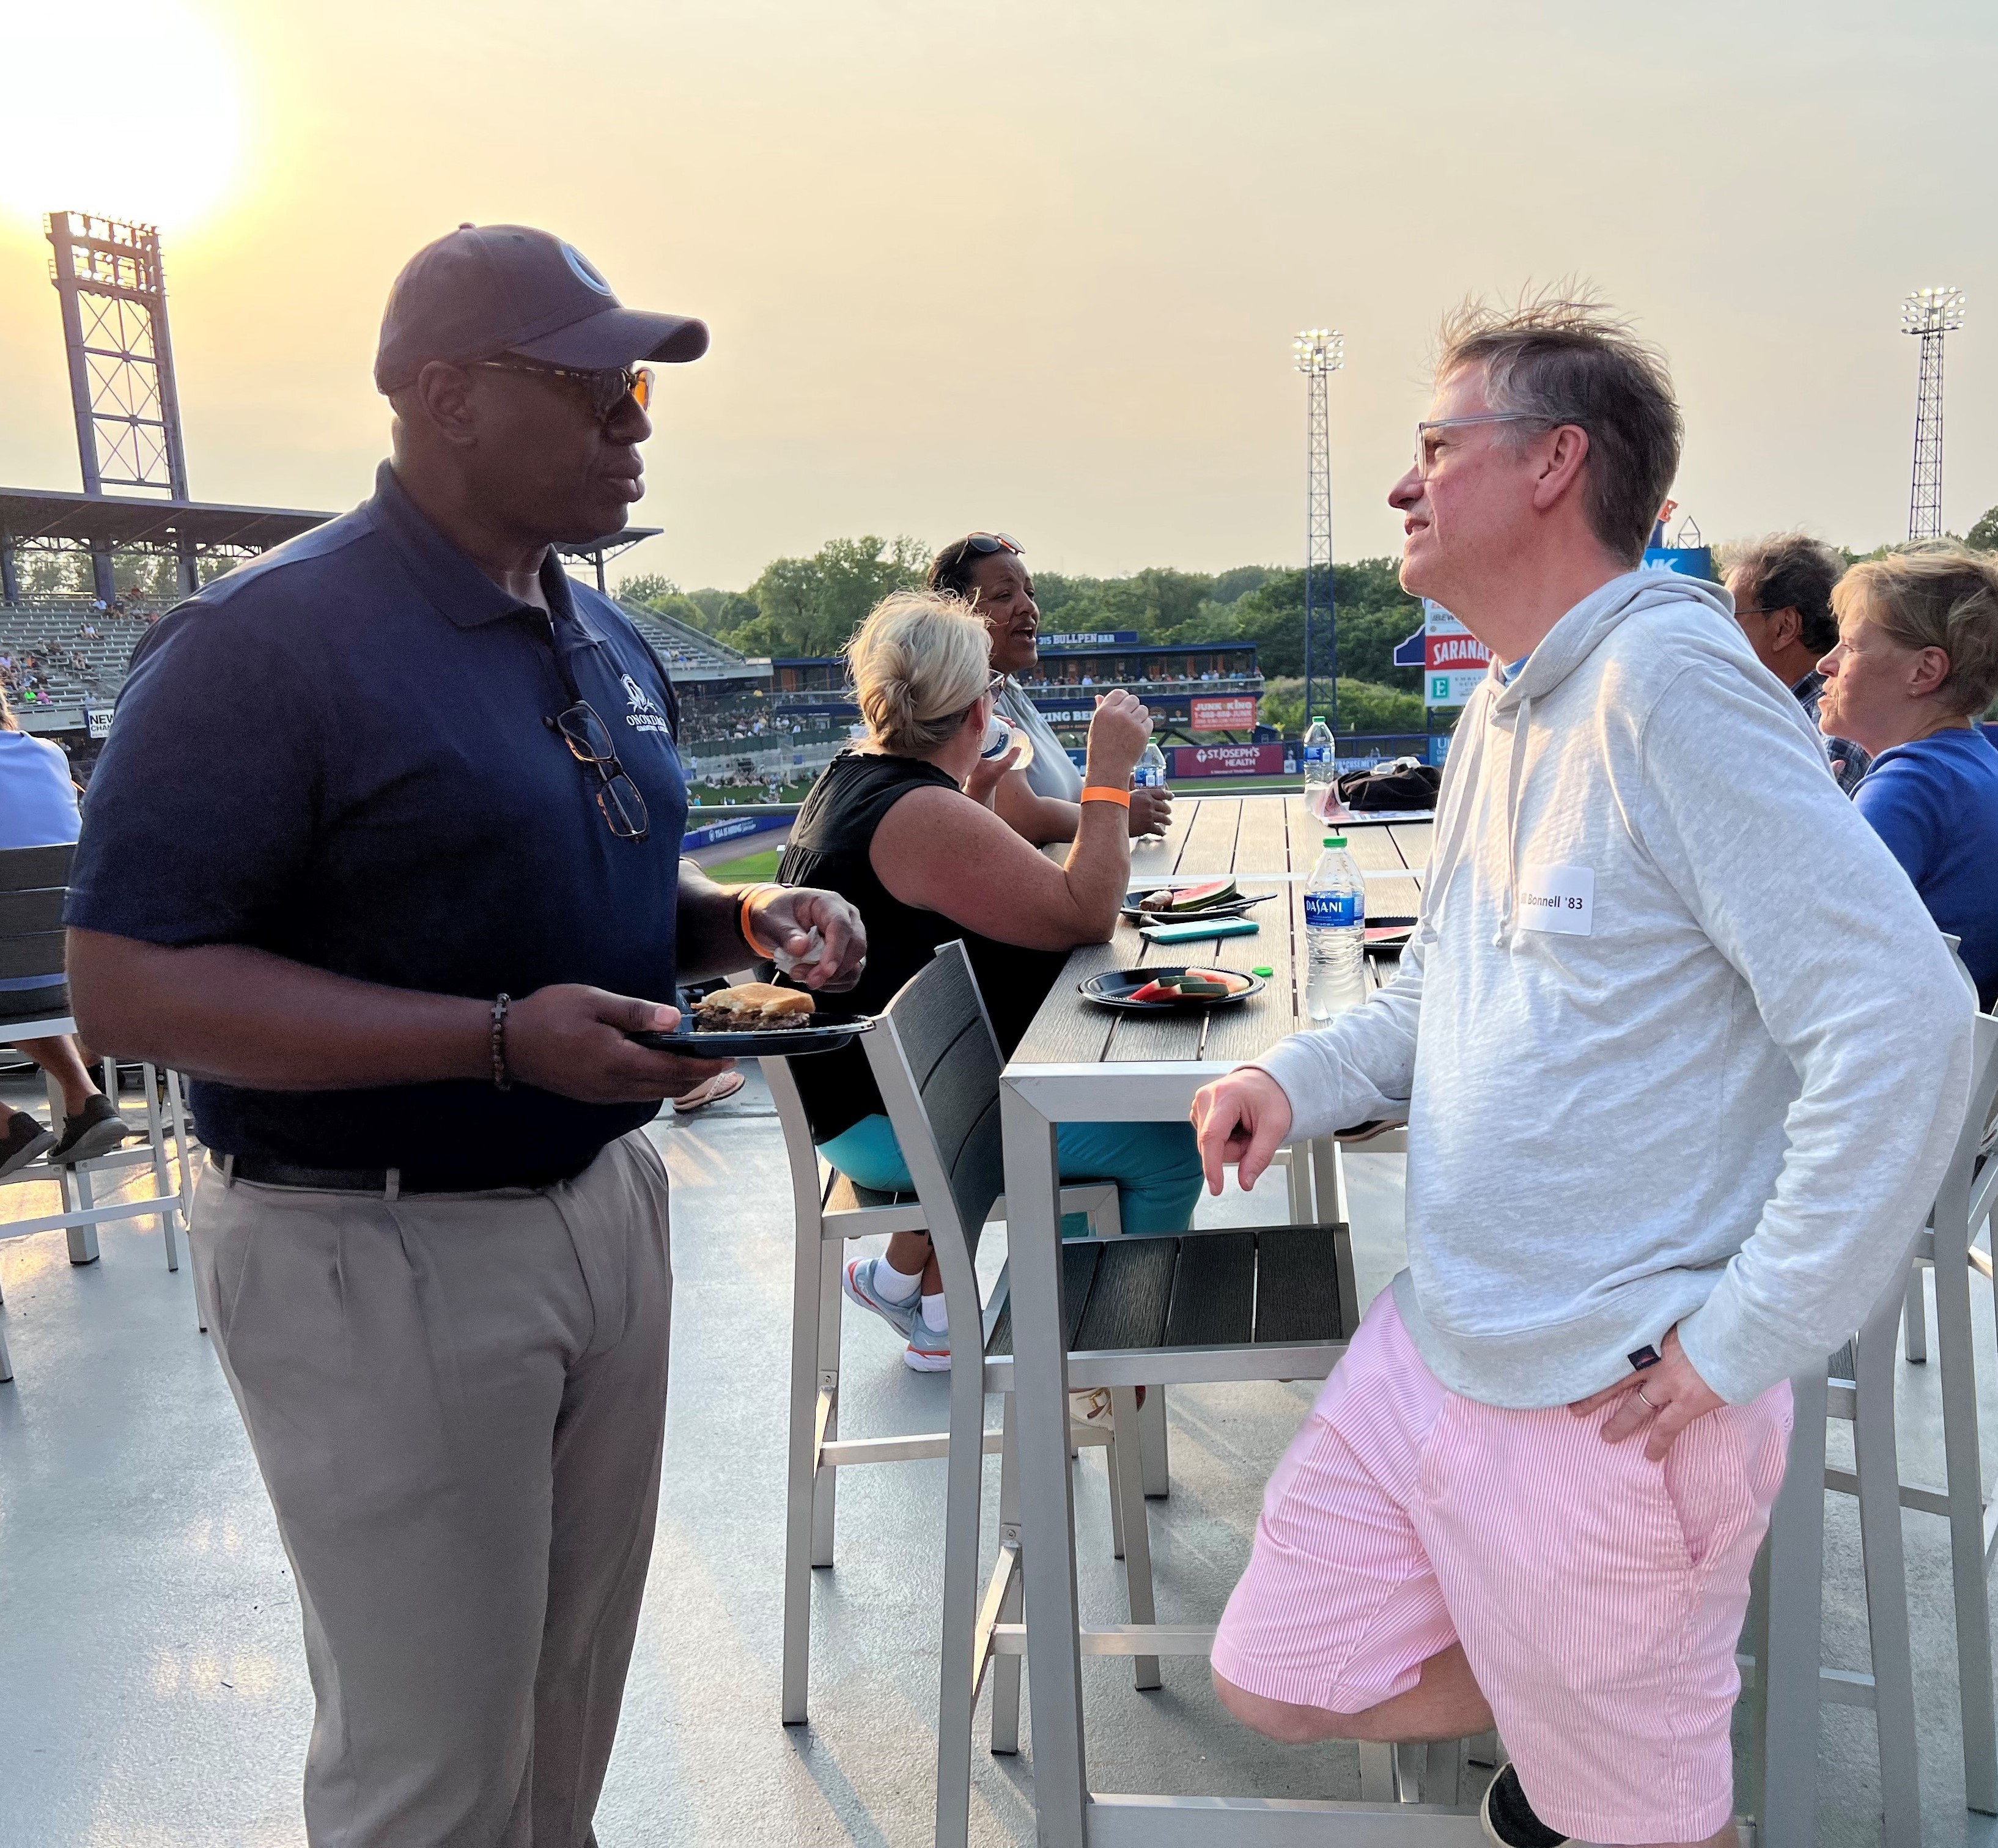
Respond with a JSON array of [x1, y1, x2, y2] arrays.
[[215, 1152, 586, 1196]]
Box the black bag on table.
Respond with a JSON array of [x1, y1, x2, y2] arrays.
[[1335, 757, 1440, 812]]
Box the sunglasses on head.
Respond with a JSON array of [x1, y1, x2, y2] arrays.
[[474, 358, 654, 424], [962, 532, 1023, 559]]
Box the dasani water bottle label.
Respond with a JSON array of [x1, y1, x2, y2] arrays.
[[1304, 891, 1363, 928]]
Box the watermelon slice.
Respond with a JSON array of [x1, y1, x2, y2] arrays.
[[1166, 878, 1239, 913]]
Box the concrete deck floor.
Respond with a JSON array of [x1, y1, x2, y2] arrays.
[[2, 1067, 1997, 1847]]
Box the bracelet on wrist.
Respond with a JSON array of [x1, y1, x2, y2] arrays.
[[490, 993, 512, 1092], [738, 883, 780, 959], [1080, 786, 1132, 808]]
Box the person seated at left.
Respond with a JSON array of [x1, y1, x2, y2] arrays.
[[1818, 543, 1998, 1007], [0, 686, 135, 1176]]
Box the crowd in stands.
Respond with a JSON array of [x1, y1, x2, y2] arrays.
[[1014, 663, 1257, 690]]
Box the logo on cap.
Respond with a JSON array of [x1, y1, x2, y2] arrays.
[[561, 244, 615, 296]]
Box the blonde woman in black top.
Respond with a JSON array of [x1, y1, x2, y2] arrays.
[[780, 591, 1203, 1371]]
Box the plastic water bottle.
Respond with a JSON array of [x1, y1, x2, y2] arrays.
[[981, 710, 1036, 773], [1304, 834, 1367, 1021], [1302, 715, 1344, 822], [1132, 737, 1168, 839]]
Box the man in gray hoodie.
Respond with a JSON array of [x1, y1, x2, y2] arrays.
[[1192, 296, 1973, 1848]]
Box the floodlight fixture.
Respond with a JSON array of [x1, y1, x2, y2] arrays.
[[1294, 328, 1345, 377], [1902, 286, 1967, 337]]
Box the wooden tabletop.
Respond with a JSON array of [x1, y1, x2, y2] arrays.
[[1009, 794, 1434, 1070]]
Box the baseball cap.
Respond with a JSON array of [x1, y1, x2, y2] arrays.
[[374, 223, 709, 395]]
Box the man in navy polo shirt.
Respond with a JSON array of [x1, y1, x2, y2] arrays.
[[64, 224, 865, 1848]]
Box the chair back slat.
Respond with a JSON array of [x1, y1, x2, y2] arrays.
[[0, 934, 65, 982], [0, 844, 75, 893], [0, 889, 66, 936], [864, 943, 1009, 1259]]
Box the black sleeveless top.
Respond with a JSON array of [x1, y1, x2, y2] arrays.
[[776, 749, 1070, 1142]]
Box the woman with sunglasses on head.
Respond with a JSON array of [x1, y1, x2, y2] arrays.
[[775, 590, 1203, 1371], [928, 532, 1174, 845]]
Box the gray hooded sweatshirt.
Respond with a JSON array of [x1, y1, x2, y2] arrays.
[[1255, 569, 1973, 1409]]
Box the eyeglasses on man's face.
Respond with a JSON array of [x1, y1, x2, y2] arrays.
[[1412, 412, 1557, 482], [551, 699, 649, 840], [476, 358, 654, 425]]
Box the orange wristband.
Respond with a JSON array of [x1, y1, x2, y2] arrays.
[[738, 883, 780, 958], [1080, 786, 1132, 808]]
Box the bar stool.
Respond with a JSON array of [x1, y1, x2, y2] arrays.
[[763, 1041, 1140, 1741]]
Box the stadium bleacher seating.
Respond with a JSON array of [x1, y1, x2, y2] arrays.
[[0, 598, 157, 717], [0, 592, 756, 727]]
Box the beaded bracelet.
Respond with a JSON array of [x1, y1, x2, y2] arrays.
[[491, 993, 512, 1091]]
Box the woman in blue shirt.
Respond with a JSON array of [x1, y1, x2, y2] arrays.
[[1818, 545, 1998, 1008], [0, 690, 133, 1175]]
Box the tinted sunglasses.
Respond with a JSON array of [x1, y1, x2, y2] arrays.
[[475, 358, 654, 424], [962, 532, 1023, 558]]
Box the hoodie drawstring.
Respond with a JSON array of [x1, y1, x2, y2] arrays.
[[1494, 692, 1532, 947]]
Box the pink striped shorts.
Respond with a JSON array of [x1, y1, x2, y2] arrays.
[[1211, 1289, 1791, 1844]]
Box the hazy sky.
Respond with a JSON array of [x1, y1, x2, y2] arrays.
[[0, 0, 1992, 591]]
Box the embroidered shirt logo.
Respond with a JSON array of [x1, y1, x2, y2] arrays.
[[621, 672, 670, 734]]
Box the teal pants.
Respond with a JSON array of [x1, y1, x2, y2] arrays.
[[819, 1113, 1204, 1240]]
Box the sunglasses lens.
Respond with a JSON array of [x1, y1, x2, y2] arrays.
[[597, 775, 649, 840], [630, 367, 652, 413], [558, 704, 616, 762]]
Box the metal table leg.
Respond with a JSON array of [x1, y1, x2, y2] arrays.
[[1003, 1083, 1088, 1848]]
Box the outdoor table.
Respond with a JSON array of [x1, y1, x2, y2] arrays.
[[998, 793, 1474, 1844]]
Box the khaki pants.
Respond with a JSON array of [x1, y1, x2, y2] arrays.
[[191, 1132, 673, 1848]]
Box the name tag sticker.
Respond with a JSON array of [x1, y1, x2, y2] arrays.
[[1516, 863, 1594, 936]]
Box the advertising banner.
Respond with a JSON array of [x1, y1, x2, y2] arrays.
[[1168, 742, 1285, 779], [1642, 545, 1715, 580], [1422, 601, 1491, 709], [683, 812, 791, 853], [1190, 694, 1258, 731]]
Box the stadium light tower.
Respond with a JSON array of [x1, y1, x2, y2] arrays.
[[1903, 285, 1966, 543], [46, 210, 195, 599], [1294, 328, 1343, 732]]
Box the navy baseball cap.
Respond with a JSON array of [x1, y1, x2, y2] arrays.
[[374, 223, 709, 394]]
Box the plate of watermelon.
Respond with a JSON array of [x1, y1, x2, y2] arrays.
[[1078, 965, 1266, 1012], [1121, 877, 1270, 923]]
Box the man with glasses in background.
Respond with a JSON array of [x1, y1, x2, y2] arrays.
[[1723, 530, 1871, 792], [63, 224, 864, 1848]]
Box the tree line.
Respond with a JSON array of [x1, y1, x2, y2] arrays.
[[617, 539, 1431, 707], [620, 507, 1998, 737]]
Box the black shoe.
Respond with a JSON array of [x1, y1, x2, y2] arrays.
[[1481, 1761, 1569, 1848], [0, 1108, 57, 1179], [48, 1095, 135, 1166]]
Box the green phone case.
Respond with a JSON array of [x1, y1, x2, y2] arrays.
[[1140, 916, 1261, 944]]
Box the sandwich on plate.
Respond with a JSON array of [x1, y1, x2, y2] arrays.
[[692, 982, 817, 1028]]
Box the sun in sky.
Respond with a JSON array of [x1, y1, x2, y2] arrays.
[[0, 0, 244, 232]]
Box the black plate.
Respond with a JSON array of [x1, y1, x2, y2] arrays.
[[1078, 966, 1267, 1012], [1119, 889, 1273, 922], [629, 1014, 876, 1058]]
